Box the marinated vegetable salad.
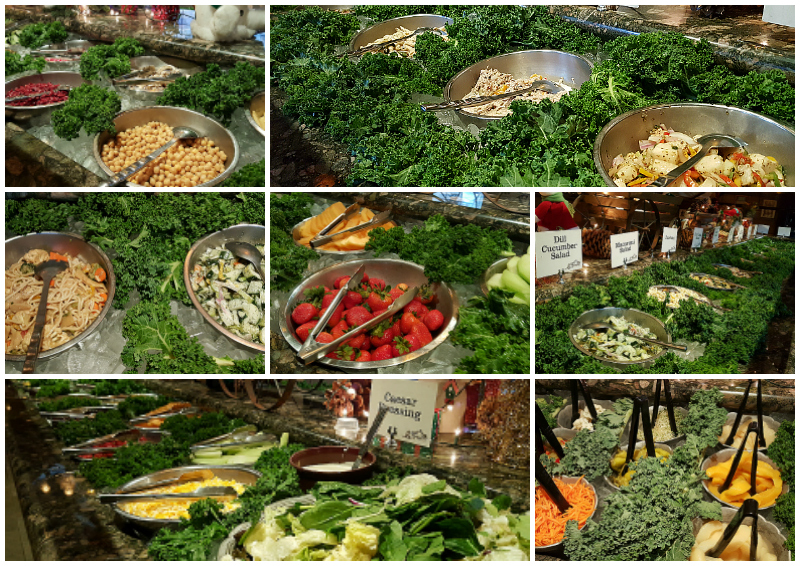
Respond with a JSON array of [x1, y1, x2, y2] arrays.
[[191, 244, 265, 345], [609, 125, 785, 187], [574, 316, 662, 362]]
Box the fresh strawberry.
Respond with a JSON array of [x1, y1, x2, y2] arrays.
[[404, 299, 428, 318], [316, 332, 334, 343], [345, 306, 373, 327], [295, 322, 317, 342], [347, 333, 369, 350], [368, 277, 386, 291], [354, 349, 371, 362], [321, 292, 336, 309], [367, 289, 393, 312], [372, 344, 394, 361], [331, 320, 350, 340], [391, 336, 414, 357], [344, 291, 364, 309], [319, 303, 344, 327], [361, 271, 370, 283], [400, 312, 420, 335], [372, 308, 388, 318], [403, 334, 422, 352], [330, 344, 358, 361], [303, 286, 327, 308], [422, 309, 444, 331], [370, 320, 396, 348], [391, 318, 402, 338], [333, 276, 350, 289], [291, 302, 319, 325], [389, 287, 406, 301], [417, 284, 437, 305], [409, 321, 433, 346]]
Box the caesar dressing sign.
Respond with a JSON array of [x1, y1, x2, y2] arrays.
[[661, 227, 678, 253], [610, 231, 639, 269], [535, 231, 582, 278], [369, 380, 438, 448]]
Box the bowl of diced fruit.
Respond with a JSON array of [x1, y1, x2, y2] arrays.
[[279, 259, 459, 368]]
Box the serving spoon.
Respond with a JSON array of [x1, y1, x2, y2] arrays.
[[23, 259, 69, 374], [651, 134, 747, 187], [421, 80, 566, 112], [224, 242, 265, 280], [581, 322, 687, 352], [98, 126, 199, 187]]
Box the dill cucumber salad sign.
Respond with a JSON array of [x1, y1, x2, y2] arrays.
[[369, 380, 438, 448]]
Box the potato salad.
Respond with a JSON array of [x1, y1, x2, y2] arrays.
[[608, 125, 785, 187]]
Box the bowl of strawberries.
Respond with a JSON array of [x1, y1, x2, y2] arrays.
[[279, 259, 459, 368]]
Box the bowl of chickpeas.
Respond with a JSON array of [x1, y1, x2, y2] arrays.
[[92, 106, 239, 187]]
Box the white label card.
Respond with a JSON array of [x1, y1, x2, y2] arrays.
[[368, 380, 438, 448], [661, 227, 678, 253], [712, 226, 720, 244], [691, 227, 704, 249], [777, 226, 791, 237], [534, 231, 583, 278], [610, 231, 639, 269]]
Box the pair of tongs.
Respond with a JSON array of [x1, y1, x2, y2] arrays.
[[307, 204, 393, 249], [653, 134, 747, 187], [346, 27, 445, 57], [297, 264, 419, 364], [98, 486, 238, 504], [421, 80, 566, 112], [5, 85, 73, 104]]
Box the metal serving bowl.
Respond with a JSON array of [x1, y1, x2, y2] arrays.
[[5, 232, 116, 362], [569, 307, 671, 370], [594, 102, 796, 187], [718, 412, 780, 452], [92, 106, 239, 187], [5, 71, 87, 119], [535, 476, 597, 553], [184, 224, 265, 352], [556, 399, 617, 430], [700, 449, 789, 512], [691, 507, 791, 561], [349, 14, 454, 51], [280, 258, 459, 369], [444, 50, 593, 129], [112, 465, 261, 531], [479, 257, 510, 297], [603, 441, 673, 492], [621, 405, 688, 447], [246, 91, 265, 136], [290, 208, 396, 255]]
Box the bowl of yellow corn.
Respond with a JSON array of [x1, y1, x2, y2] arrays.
[[112, 465, 261, 530]]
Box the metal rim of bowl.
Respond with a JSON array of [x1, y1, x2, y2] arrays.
[[183, 224, 265, 352], [718, 412, 779, 452], [290, 208, 395, 255], [112, 465, 262, 528], [91, 106, 240, 187], [479, 256, 511, 297], [5, 71, 88, 112], [443, 49, 594, 126], [279, 258, 459, 369], [534, 475, 597, 551], [5, 231, 116, 362], [348, 14, 454, 51], [246, 90, 265, 137], [691, 507, 790, 560], [593, 102, 796, 187], [569, 307, 671, 367], [700, 448, 788, 511], [621, 405, 688, 445]]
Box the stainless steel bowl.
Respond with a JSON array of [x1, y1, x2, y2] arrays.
[[594, 102, 796, 187], [718, 412, 780, 452], [279, 258, 459, 368], [691, 507, 791, 561], [479, 257, 510, 297], [556, 400, 618, 430], [112, 465, 261, 530], [621, 405, 688, 447], [5, 232, 116, 362], [184, 224, 265, 352], [5, 71, 88, 119], [92, 106, 239, 187], [569, 307, 671, 370], [40, 40, 99, 55], [246, 91, 265, 136], [349, 14, 453, 51], [535, 476, 597, 553], [701, 449, 788, 511], [444, 50, 593, 129]]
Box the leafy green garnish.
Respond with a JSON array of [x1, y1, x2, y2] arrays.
[[17, 21, 68, 49], [51, 84, 121, 140], [222, 159, 265, 187], [79, 37, 144, 80]]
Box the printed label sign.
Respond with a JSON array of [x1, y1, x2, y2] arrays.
[[369, 380, 438, 448], [777, 226, 791, 237], [535, 230, 582, 278], [691, 227, 704, 249], [712, 226, 720, 244], [661, 227, 678, 253], [610, 232, 639, 269]]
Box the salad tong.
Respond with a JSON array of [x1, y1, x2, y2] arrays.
[[421, 80, 565, 112], [307, 204, 393, 249], [653, 134, 747, 187]]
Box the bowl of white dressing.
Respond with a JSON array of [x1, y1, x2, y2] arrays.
[[290, 446, 376, 489]]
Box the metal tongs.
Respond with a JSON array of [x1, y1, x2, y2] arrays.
[[652, 134, 747, 187], [98, 486, 238, 504], [421, 80, 566, 112], [307, 204, 393, 249], [297, 264, 419, 364], [346, 27, 446, 57], [190, 426, 273, 452], [129, 406, 198, 423]]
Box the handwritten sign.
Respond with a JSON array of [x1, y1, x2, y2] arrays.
[[661, 227, 678, 253], [712, 226, 720, 244], [777, 226, 791, 237], [368, 380, 438, 448], [610, 232, 639, 269], [691, 227, 704, 249], [535, 230, 582, 278]]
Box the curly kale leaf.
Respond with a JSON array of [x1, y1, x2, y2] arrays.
[[79, 39, 143, 80], [17, 21, 68, 49], [51, 84, 121, 140], [5, 50, 46, 76], [223, 159, 266, 188], [6, 197, 74, 234]]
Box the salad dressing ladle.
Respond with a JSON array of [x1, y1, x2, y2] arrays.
[[581, 321, 687, 352]]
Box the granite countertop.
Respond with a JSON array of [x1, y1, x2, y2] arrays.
[[550, 5, 794, 81], [7, 379, 529, 560]]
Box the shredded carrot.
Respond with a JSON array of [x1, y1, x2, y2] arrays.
[[535, 476, 596, 547]]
